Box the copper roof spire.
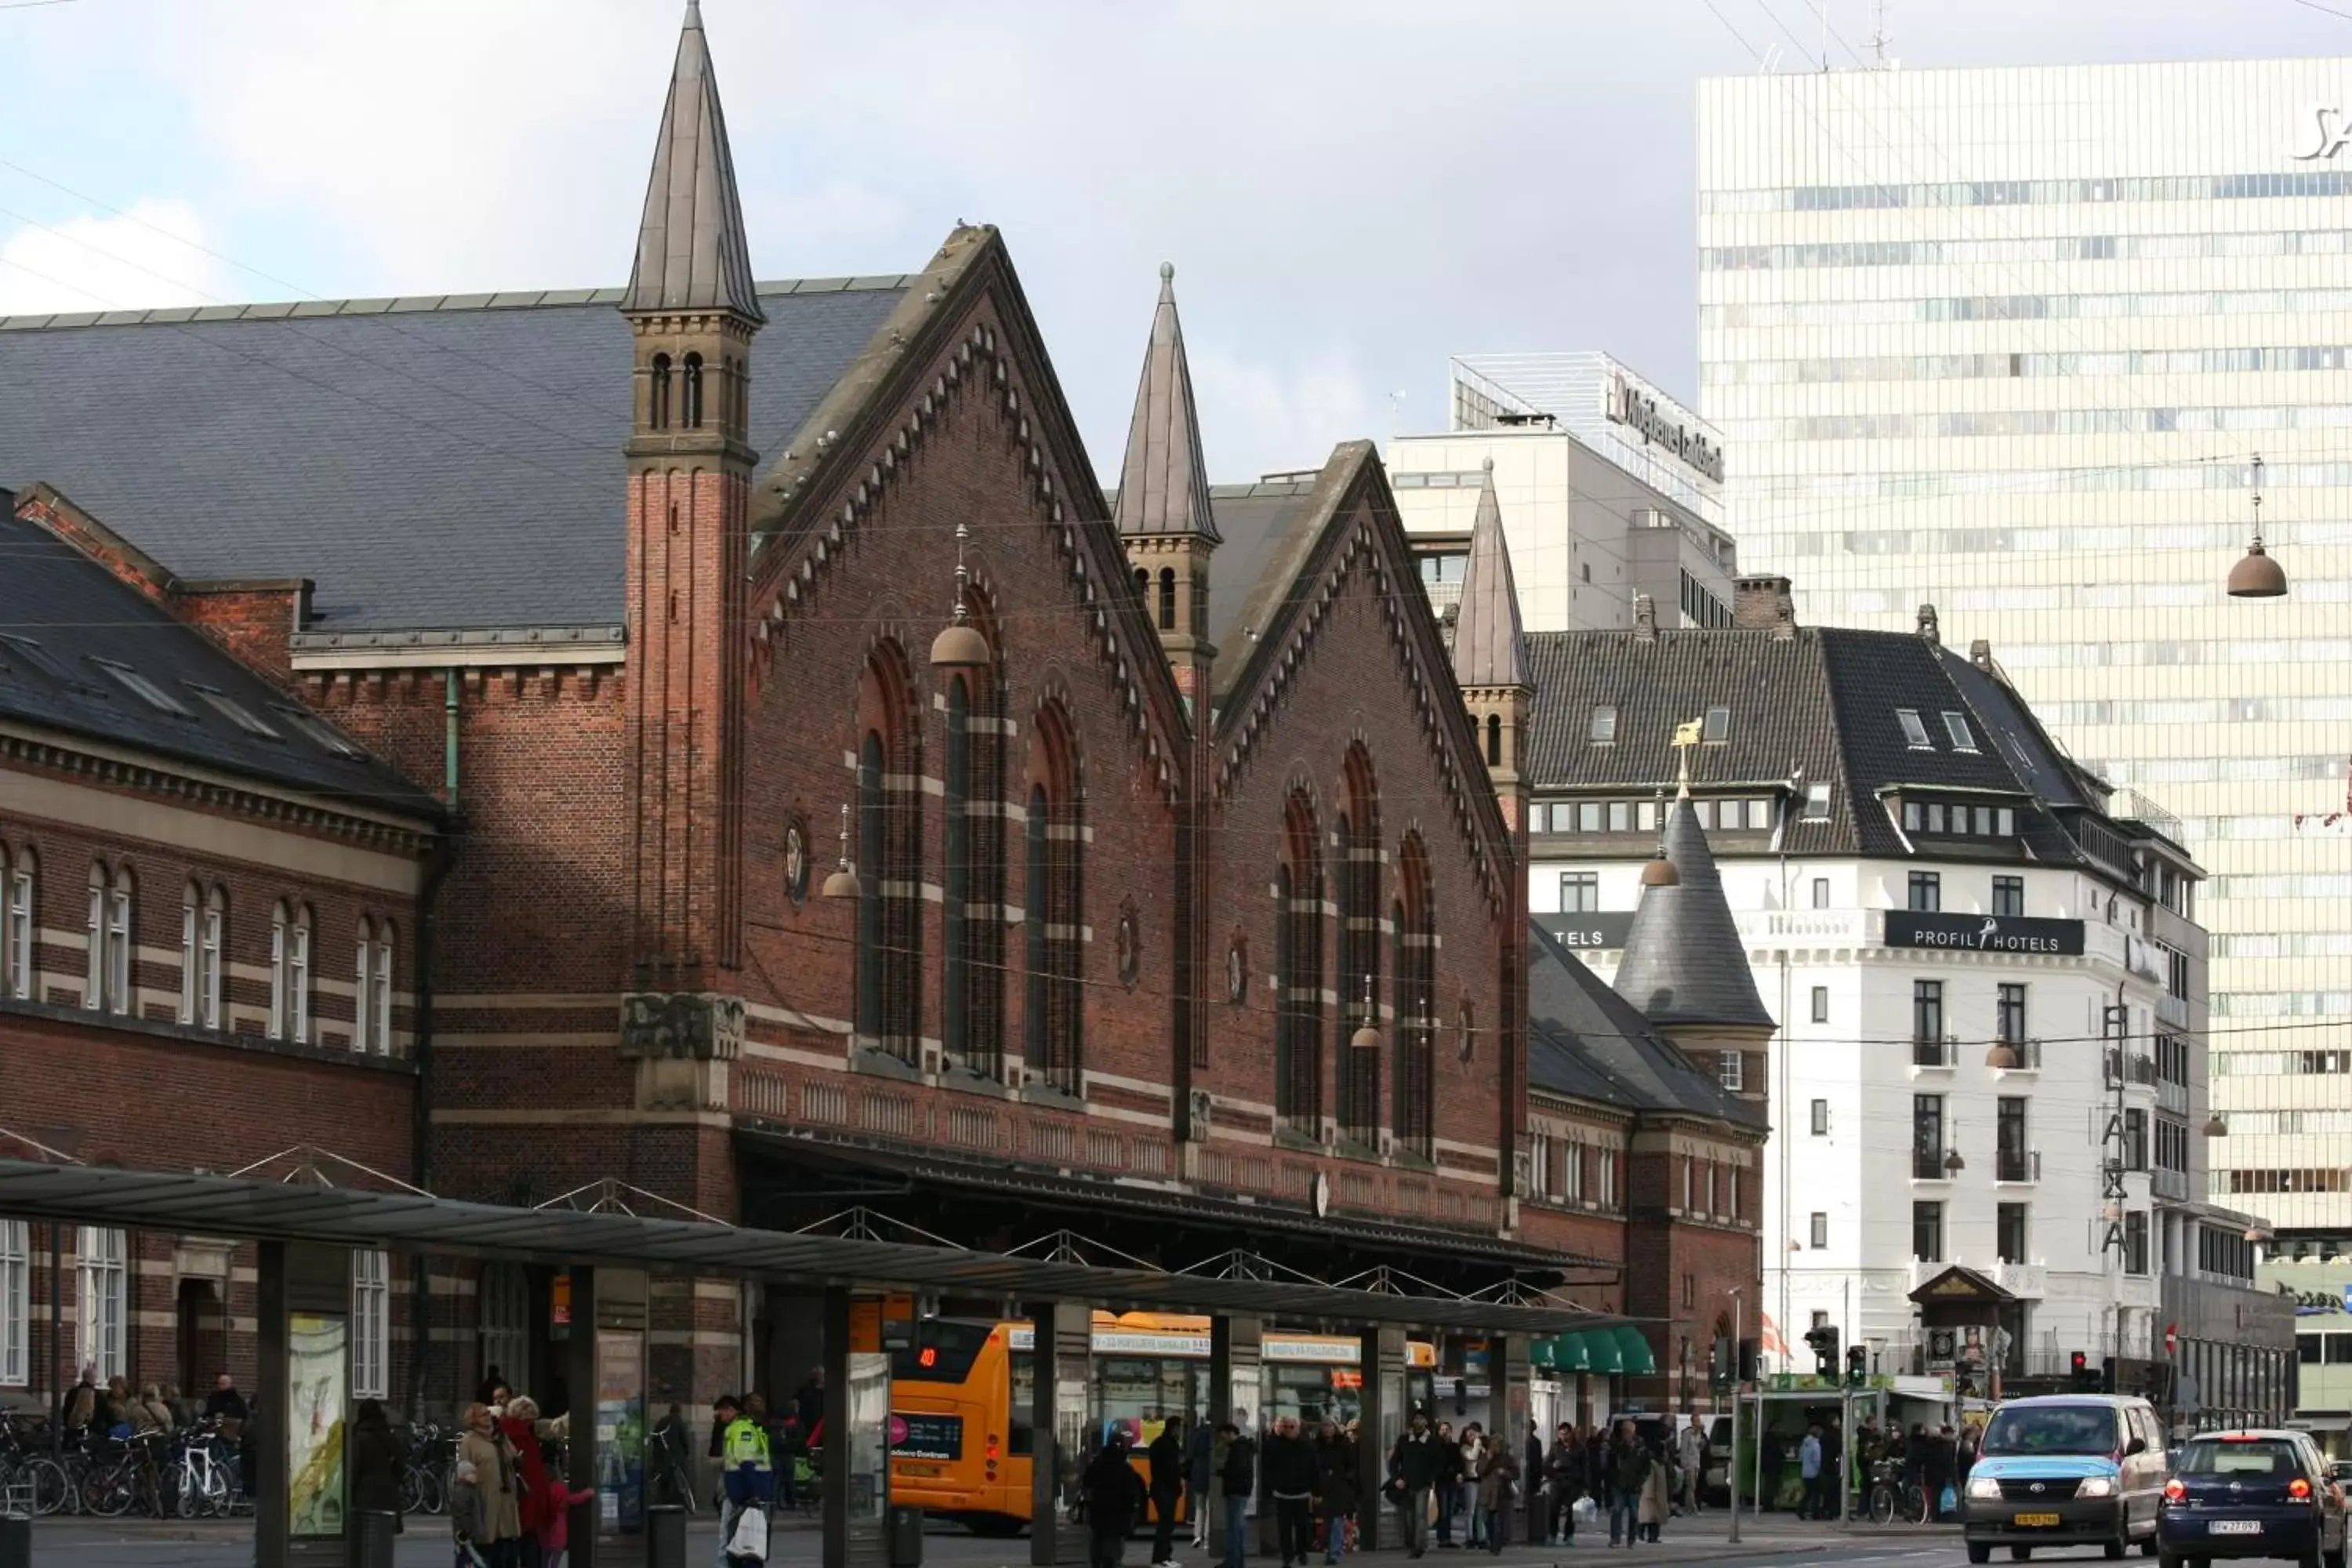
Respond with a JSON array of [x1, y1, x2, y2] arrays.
[[1450, 458, 1529, 691], [1112, 263, 1220, 542], [622, 0, 765, 323]]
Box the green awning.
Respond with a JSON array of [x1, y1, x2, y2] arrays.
[[1581, 1330, 1624, 1375], [1538, 1333, 1592, 1373], [1530, 1338, 1555, 1370], [1612, 1325, 1658, 1376]]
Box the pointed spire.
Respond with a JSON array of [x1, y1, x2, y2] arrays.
[[1451, 458, 1528, 690], [1613, 799, 1776, 1032], [1113, 263, 1219, 542], [623, 1, 764, 323]]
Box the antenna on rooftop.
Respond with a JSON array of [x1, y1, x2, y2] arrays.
[[1867, 0, 1896, 68]]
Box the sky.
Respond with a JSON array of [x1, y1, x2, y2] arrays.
[[2, 0, 2349, 484]]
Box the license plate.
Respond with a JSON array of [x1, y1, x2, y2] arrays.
[[2210, 1522, 2263, 1536], [2012, 1513, 2062, 1527]]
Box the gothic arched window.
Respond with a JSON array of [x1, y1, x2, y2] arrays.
[[682, 352, 705, 430], [649, 354, 673, 430]]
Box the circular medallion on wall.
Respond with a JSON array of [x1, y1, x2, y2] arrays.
[[783, 816, 811, 906], [1226, 934, 1249, 1005], [1116, 900, 1142, 989]]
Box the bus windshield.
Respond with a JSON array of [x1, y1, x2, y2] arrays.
[[1980, 1403, 2120, 1457]]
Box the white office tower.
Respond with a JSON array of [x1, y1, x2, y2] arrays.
[[1697, 61, 2352, 1234]]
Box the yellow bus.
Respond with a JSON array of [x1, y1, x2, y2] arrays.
[[887, 1311, 1436, 1534]]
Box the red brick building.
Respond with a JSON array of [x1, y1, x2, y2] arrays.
[[0, 5, 1759, 1426]]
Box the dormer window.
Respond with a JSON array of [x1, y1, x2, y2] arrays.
[[1802, 782, 1831, 822], [1590, 704, 1618, 745], [1897, 708, 1933, 749], [1943, 711, 1977, 752], [1703, 706, 1730, 743]]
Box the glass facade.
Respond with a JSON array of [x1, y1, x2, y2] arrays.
[[1699, 59, 2352, 1229]]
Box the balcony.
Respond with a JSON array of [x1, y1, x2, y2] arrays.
[[1996, 1149, 2042, 1184], [1914, 1034, 1958, 1069], [1914, 1147, 1955, 1180], [1991, 1037, 2042, 1072]]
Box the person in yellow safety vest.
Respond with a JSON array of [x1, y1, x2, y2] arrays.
[[713, 1394, 775, 1567]]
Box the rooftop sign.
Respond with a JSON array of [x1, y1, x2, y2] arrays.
[[1883, 911, 2085, 956], [1606, 370, 1726, 485]]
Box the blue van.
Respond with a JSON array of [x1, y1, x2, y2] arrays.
[[1962, 1394, 2169, 1563]]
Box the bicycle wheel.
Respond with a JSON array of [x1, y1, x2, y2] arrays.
[[1868, 1483, 1895, 1525], [18, 1455, 72, 1517], [84, 1466, 133, 1518], [677, 1468, 697, 1515]]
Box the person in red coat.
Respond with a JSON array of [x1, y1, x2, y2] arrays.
[[500, 1395, 559, 1565]]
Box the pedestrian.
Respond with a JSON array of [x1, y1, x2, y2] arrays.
[[1472, 1423, 1518, 1555], [1903, 1423, 1929, 1520], [1086, 1431, 1149, 1568], [133, 1383, 174, 1436], [1675, 1416, 1707, 1518], [1798, 1425, 1824, 1522], [714, 1394, 775, 1568], [450, 1457, 492, 1567], [1544, 1422, 1586, 1543], [1218, 1420, 1258, 1568], [793, 1364, 827, 1430], [1637, 1437, 1671, 1544], [349, 1397, 406, 1548], [1820, 1417, 1843, 1520], [1388, 1410, 1443, 1559], [1606, 1420, 1644, 1548], [202, 1370, 248, 1425], [499, 1396, 557, 1568], [476, 1367, 507, 1408], [1432, 1421, 1461, 1548], [1926, 1425, 1957, 1522], [1190, 1414, 1216, 1549], [1149, 1414, 1186, 1568], [1759, 1428, 1785, 1512], [1265, 1415, 1318, 1568], [457, 1402, 521, 1568], [1523, 1421, 1544, 1545], [1455, 1424, 1486, 1548], [1315, 1419, 1358, 1564]]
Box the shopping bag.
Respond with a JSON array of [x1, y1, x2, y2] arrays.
[[1940, 1484, 1958, 1518], [727, 1504, 770, 1563]]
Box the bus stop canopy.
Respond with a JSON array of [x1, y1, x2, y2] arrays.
[[0, 1156, 1628, 1337]]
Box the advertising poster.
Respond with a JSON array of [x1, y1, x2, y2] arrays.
[[286, 1312, 348, 1538], [594, 1330, 645, 1533], [847, 1350, 891, 1519]]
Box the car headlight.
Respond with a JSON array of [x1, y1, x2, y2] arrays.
[[2076, 1477, 2116, 1499], [1967, 1477, 2003, 1500]]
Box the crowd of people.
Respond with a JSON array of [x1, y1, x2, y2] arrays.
[[1764, 1413, 1977, 1521], [445, 1370, 593, 1568]]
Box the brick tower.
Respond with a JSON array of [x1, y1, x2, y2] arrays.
[[620, 0, 764, 996]]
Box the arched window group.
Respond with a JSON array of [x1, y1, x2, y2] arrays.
[[1335, 749, 1382, 1145], [84, 862, 132, 1016], [855, 649, 924, 1063], [180, 881, 225, 1031], [1025, 702, 1083, 1095], [1275, 789, 1325, 1138], [1392, 835, 1436, 1160]]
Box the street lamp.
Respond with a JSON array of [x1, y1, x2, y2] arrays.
[[2228, 454, 2288, 598], [822, 804, 858, 901]]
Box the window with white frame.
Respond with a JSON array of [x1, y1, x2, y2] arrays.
[[1728, 1161, 1741, 1219], [0, 1220, 26, 1386], [1599, 1147, 1620, 1208], [85, 864, 132, 1014], [180, 883, 224, 1029], [1563, 1139, 1585, 1202], [78, 1227, 124, 1379], [1718, 1049, 1744, 1092], [356, 918, 394, 1054], [2, 848, 31, 1000], [272, 902, 312, 1044], [351, 1250, 389, 1399], [1525, 1131, 1552, 1200]]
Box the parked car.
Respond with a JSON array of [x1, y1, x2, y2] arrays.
[[1961, 1393, 2169, 1563], [2158, 1429, 2347, 1568]]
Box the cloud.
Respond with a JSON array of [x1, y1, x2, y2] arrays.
[[1186, 342, 1386, 481], [0, 199, 233, 317]]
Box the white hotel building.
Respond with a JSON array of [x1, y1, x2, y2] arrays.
[[1515, 579, 2290, 1413], [1697, 60, 2352, 1236]]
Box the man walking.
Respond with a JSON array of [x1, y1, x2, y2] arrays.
[[1798, 1425, 1824, 1523], [713, 1393, 773, 1568], [1149, 1416, 1187, 1568], [1265, 1416, 1318, 1568], [1388, 1411, 1443, 1559], [1087, 1432, 1149, 1568], [1676, 1415, 1708, 1518]]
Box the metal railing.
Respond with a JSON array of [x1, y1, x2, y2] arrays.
[[1997, 1149, 2042, 1182], [1914, 1034, 1957, 1068], [1996, 1036, 2043, 1069], [1913, 1147, 1951, 1179]]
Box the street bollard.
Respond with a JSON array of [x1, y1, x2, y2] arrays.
[[646, 1503, 688, 1568], [354, 1508, 399, 1568], [0, 1511, 28, 1568]]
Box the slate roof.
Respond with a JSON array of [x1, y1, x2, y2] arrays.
[[0, 280, 907, 631], [1612, 796, 1777, 1032], [1523, 620, 2106, 866], [1449, 460, 1528, 691], [1202, 477, 1324, 665], [1112, 266, 1218, 543], [1526, 921, 1763, 1127], [0, 500, 441, 817], [623, 1, 764, 323]]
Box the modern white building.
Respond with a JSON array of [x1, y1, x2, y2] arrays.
[[1696, 60, 2352, 1234], [1390, 353, 1740, 632], [1515, 578, 2290, 1414]]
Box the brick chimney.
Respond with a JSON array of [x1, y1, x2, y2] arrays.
[[1970, 637, 1995, 673], [1916, 603, 1940, 645], [1632, 593, 1657, 641], [1732, 574, 1796, 640]]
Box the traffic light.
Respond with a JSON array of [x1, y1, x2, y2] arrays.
[[2071, 1350, 2096, 1392], [2101, 1356, 2119, 1396], [1846, 1344, 1868, 1387], [1803, 1323, 1840, 1376], [1711, 1336, 1733, 1390]]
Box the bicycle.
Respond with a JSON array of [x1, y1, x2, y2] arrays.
[[0, 1415, 73, 1517], [79, 1432, 172, 1519], [401, 1421, 455, 1515], [1865, 1458, 1929, 1525], [165, 1421, 245, 1519], [647, 1425, 699, 1516]]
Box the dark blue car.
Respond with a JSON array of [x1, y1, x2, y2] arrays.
[[2158, 1430, 2347, 1568]]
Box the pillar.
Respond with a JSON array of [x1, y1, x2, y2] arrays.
[[1029, 1301, 1091, 1567], [1489, 1333, 1530, 1479], [255, 1241, 288, 1568], [564, 1266, 650, 1568], [1356, 1327, 1404, 1550]]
